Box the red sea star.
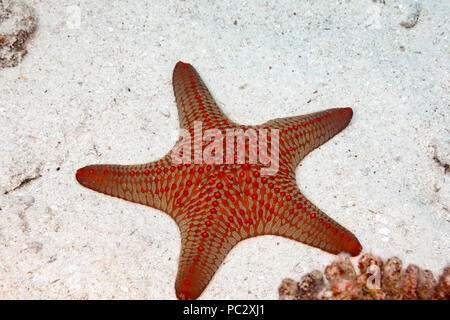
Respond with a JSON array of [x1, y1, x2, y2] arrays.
[[75, 61, 362, 299]]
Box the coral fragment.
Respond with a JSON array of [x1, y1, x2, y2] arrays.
[[0, 0, 37, 68], [279, 253, 449, 300]]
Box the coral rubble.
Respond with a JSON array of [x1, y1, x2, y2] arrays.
[[0, 0, 37, 68], [279, 253, 449, 300]]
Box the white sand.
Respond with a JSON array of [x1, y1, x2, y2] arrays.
[[0, 0, 448, 299]]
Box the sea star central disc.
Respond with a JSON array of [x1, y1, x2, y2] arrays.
[[76, 61, 362, 299]]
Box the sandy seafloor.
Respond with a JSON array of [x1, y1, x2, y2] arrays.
[[0, 0, 448, 299]]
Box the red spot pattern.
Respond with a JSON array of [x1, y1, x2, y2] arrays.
[[75, 61, 361, 300]]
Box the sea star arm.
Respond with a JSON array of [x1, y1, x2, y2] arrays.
[[175, 224, 235, 300], [260, 107, 354, 171], [75, 155, 183, 213], [173, 61, 235, 132], [263, 176, 362, 256]]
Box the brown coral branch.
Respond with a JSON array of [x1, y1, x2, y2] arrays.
[[279, 253, 449, 300]]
